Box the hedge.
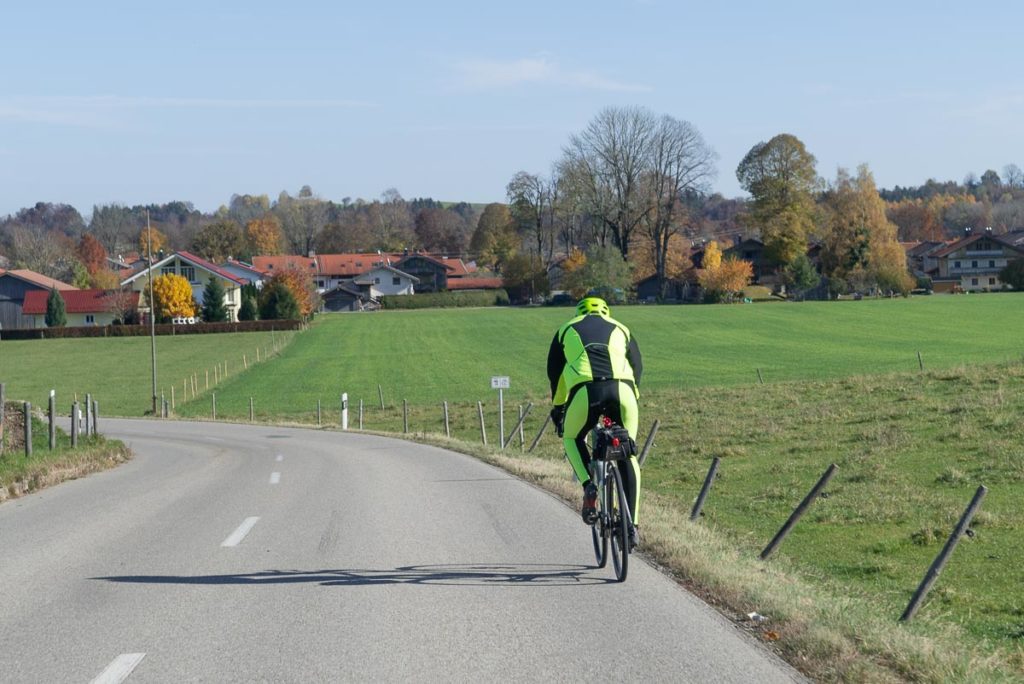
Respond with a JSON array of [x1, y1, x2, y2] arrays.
[[379, 289, 509, 310], [0, 319, 304, 340]]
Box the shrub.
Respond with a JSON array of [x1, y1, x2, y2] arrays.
[[379, 289, 509, 309]]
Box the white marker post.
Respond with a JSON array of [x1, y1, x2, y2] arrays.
[[341, 393, 349, 430], [491, 376, 510, 448]]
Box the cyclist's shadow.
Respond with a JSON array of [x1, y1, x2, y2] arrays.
[[95, 563, 617, 588]]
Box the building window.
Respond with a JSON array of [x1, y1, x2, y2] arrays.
[[989, 277, 996, 285], [161, 266, 175, 276], [374, 277, 380, 284], [989, 260, 995, 268], [971, 278, 979, 286], [393, 276, 401, 285], [954, 261, 960, 269], [317, 280, 325, 288], [180, 266, 196, 282], [85, 314, 95, 324], [971, 260, 978, 268]]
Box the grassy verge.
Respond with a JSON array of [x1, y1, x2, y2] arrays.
[[0, 329, 297, 416], [0, 403, 131, 503]]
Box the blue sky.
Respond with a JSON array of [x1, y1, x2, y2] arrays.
[[2, 0, 1022, 217]]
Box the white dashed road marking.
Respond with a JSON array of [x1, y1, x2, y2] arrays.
[[90, 653, 145, 684], [275, 454, 284, 462], [221, 517, 260, 547], [270, 472, 281, 484]]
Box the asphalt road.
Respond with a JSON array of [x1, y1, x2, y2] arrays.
[[0, 419, 803, 682]]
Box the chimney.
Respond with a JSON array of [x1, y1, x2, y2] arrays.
[[964, 227, 973, 235], [308, 249, 316, 258]]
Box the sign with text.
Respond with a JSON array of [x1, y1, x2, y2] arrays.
[[490, 376, 510, 390]]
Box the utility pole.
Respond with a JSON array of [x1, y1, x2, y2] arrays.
[[147, 211, 158, 415]]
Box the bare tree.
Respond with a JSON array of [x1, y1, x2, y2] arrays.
[[506, 171, 558, 265], [275, 190, 328, 255], [559, 106, 658, 259], [640, 115, 717, 297], [1003, 163, 1024, 189]]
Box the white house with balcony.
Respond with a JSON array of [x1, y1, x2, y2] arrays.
[[352, 264, 419, 298], [121, 251, 246, 321], [931, 228, 1024, 292]]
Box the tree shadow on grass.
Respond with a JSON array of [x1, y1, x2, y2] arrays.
[[93, 563, 613, 587]]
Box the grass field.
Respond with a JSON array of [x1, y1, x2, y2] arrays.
[[0, 330, 296, 416], [161, 293, 1024, 421]]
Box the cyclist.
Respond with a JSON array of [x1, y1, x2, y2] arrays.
[[547, 296, 643, 548]]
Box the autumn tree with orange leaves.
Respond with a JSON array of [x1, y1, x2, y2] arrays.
[[699, 240, 753, 302], [149, 273, 196, 322], [272, 267, 319, 317], [76, 234, 108, 275], [138, 226, 168, 256], [246, 216, 284, 256]]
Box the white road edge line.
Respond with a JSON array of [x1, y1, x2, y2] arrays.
[[270, 472, 281, 484], [275, 454, 284, 462], [90, 653, 146, 684], [221, 517, 260, 547]]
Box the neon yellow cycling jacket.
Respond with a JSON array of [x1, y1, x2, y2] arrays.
[[546, 312, 643, 405]]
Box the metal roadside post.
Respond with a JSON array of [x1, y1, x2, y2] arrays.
[[85, 393, 92, 437], [341, 393, 349, 430], [491, 376, 510, 448], [71, 401, 79, 448], [92, 399, 99, 434]]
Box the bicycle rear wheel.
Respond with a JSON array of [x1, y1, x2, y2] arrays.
[[590, 463, 608, 568], [609, 464, 630, 582]]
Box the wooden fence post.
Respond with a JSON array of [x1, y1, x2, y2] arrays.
[[761, 464, 838, 559], [250, 397, 254, 422], [71, 401, 79, 448], [85, 393, 92, 436], [757, 368, 764, 385], [48, 391, 56, 450], [212, 393, 217, 420], [403, 399, 408, 433], [528, 414, 551, 453], [518, 405, 525, 448], [502, 403, 532, 451], [900, 486, 988, 622], [359, 399, 364, 430], [638, 419, 660, 467], [171, 386, 175, 411], [917, 351, 924, 371], [92, 400, 99, 434], [477, 401, 487, 446], [23, 402, 32, 457], [378, 384, 385, 410], [443, 401, 450, 438], [690, 457, 721, 521], [317, 399, 322, 427], [0, 382, 6, 456]]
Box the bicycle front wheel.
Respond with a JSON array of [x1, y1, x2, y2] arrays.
[[609, 464, 630, 582]]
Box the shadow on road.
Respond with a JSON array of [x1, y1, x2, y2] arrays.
[[93, 563, 614, 587]]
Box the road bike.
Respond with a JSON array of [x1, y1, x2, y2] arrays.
[[588, 416, 636, 582]]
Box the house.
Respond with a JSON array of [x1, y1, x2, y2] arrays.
[[724, 238, 767, 283], [0, 269, 77, 330], [902, 240, 951, 281], [21, 289, 140, 328], [321, 283, 376, 312], [120, 251, 246, 321], [351, 265, 419, 298], [394, 253, 452, 292], [929, 229, 1024, 293], [220, 258, 266, 288], [635, 274, 694, 303]]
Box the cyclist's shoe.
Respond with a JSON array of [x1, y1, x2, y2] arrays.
[[629, 524, 640, 551], [581, 483, 598, 525]]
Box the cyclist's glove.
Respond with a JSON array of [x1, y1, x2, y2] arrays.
[[550, 405, 566, 437]]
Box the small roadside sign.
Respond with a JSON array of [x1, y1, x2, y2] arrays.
[[490, 376, 510, 389]]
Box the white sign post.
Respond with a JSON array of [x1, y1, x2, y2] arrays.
[[491, 376, 510, 448], [341, 393, 349, 430]]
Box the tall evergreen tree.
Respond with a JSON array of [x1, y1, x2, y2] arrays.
[[45, 287, 67, 327], [259, 280, 300, 320], [238, 293, 258, 321], [201, 277, 228, 322]]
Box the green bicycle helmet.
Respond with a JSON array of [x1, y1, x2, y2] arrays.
[[576, 296, 610, 317]]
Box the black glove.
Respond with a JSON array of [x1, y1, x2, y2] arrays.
[[550, 405, 566, 437]]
